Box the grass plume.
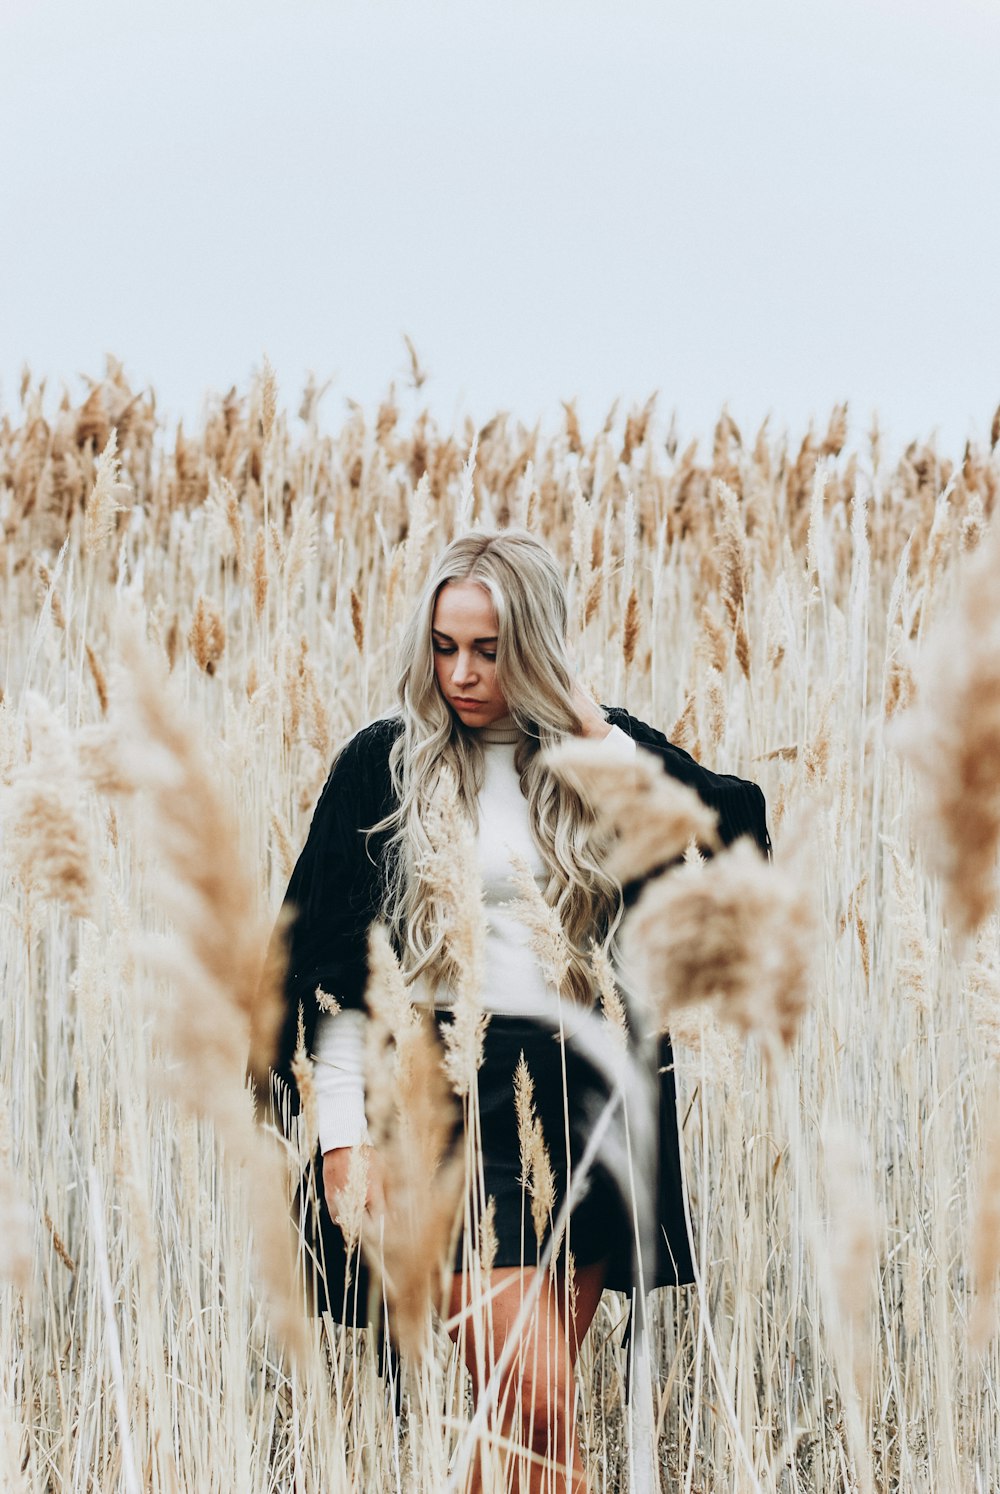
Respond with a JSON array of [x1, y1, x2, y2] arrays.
[[543, 735, 719, 883], [623, 829, 817, 1050], [104, 632, 299, 1350], [892, 518, 1000, 939]]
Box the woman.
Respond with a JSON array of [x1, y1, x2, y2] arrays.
[[269, 529, 770, 1493]]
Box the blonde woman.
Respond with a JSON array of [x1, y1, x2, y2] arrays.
[[269, 529, 769, 1493]]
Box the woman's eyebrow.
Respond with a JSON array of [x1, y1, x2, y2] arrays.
[[432, 629, 498, 643]]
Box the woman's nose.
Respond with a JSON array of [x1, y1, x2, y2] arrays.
[[452, 652, 477, 684]]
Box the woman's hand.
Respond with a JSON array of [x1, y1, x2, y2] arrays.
[[570, 677, 613, 740], [322, 1144, 386, 1229]]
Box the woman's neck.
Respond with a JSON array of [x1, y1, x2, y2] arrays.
[[477, 713, 521, 745]]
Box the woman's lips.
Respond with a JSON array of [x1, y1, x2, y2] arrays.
[[453, 698, 484, 707]]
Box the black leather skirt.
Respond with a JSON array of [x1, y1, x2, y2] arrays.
[[295, 1009, 694, 1324]]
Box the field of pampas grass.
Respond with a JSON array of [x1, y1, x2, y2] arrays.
[[2, 355, 1000, 1491]]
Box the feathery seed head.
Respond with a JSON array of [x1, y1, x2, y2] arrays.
[[891, 517, 1000, 939], [623, 824, 817, 1051], [418, 766, 489, 1093], [84, 429, 132, 557], [188, 597, 226, 675], [500, 848, 571, 994], [2, 692, 97, 918], [362, 996, 461, 1356], [543, 737, 719, 884]]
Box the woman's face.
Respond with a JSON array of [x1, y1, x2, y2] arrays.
[[432, 580, 510, 727]]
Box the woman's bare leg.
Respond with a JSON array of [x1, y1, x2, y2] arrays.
[[447, 1260, 608, 1493]]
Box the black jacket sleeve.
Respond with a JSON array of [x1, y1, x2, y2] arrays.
[[270, 721, 396, 1105], [603, 706, 772, 906]]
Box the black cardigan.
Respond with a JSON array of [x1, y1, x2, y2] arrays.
[[270, 706, 771, 1110]]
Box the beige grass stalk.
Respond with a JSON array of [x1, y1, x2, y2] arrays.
[[888, 845, 932, 1012], [0, 1102, 32, 1293], [259, 355, 278, 446], [418, 765, 489, 1095], [283, 495, 318, 613], [822, 1122, 881, 1399], [403, 472, 435, 597], [204, 474, 245, 572], [501, 847, 571, 993], [2, 691, 96, 919], [714, 478, 752, 680], [513, 1052, 557, 1252], [966, 921, 1000, 1064], [806, 461, 831, 592], [970, 1088, 1000, 1349], [83, 429, 131, 557], [363, 923, 462, 1356], [188, 596, 226, 675], [105, 631, 300, 1351], [892, 517, 1000, 939], [589, 939, 629, 1049], [252, 527, 269, 619]]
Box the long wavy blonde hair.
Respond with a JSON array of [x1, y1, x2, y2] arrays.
[[369, 529, 624, 1007]]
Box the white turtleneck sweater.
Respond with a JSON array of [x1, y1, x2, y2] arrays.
[[311, 715, 637, 1152]]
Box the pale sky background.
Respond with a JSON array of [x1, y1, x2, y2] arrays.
[[1, 0, 998, 459]]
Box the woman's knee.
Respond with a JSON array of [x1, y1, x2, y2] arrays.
[[513, 1353, 576, 1452]]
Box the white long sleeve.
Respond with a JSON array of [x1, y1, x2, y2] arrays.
[[310, 720, 636, 1152], [311, 1008, 369, 1152]]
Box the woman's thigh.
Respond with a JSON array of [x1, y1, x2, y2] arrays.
[[446, 1260, 607, 1391]]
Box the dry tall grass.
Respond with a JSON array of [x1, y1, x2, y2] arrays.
[[1, 357, 999, 1490]]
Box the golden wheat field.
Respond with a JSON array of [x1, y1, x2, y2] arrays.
[[1, 356, 1000, 1493]]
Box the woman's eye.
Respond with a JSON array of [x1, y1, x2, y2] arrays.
[[433, 644, 496, 660]]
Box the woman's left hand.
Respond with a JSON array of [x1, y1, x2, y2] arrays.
[[570, 677, 613, 740]]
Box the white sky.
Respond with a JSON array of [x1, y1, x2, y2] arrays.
[[1, 0, 998, 457]]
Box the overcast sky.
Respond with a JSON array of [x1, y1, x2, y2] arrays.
[[1, 0, 998, 458]]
